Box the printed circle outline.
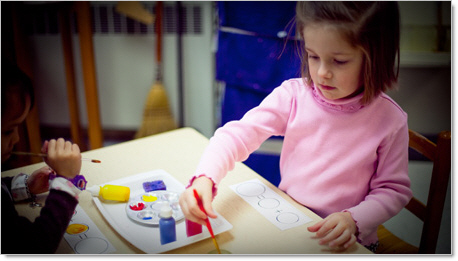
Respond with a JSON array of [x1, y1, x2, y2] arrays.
[[258, 198, 280, 209], [276, 212, 300, 224], [74, 237, 109, 254], [236, 182, 266, 197]]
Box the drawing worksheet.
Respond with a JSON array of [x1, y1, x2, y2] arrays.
[[230, 179, 313, 230]]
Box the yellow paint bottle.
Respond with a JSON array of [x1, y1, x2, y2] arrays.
[[87, 184, 130, 202]]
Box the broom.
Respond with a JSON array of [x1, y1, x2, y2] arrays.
[[135, 1, 177, 138]]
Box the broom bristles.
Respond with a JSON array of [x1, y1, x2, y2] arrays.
[[135, 82, 177, 139]]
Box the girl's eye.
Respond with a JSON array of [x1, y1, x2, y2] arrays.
[[334, 59, 348, 65], [2, 126, 17, 137], [308, 55, 319, 60], [2, 130, 14, 136]]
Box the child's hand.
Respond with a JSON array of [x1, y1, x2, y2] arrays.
[[307, 212, 357, 250], [41, 138, 81, 179], [179, 176, 217, 226], [28, 166, 53, 194]]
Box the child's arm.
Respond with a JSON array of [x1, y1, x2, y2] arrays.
[[192, 82, 295, 186], [2, 138, 82, 253], [2, 178, 78, 253], [4, 167, 51, 203], [339, 123, 411, 246], [180, 83, 295, 223]]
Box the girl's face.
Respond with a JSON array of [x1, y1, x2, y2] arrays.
[[1, 94, 31, 163], [303, 23, 364, 100]]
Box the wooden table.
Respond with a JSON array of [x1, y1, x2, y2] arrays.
[[1, 128, 372, 254]]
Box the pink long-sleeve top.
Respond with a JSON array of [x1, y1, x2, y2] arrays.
[[193, 78, 412, 246]]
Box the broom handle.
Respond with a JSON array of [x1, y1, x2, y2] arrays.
[[156, 1, 163, 65]]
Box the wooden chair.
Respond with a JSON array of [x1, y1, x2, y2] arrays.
[[376, 130, 451, 254]]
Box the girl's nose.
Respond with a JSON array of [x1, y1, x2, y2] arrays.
[[11, 128, 20, 146], [318, 64, 332, 79]]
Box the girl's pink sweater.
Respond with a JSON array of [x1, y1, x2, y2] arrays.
[[193, 78, 412, 246]]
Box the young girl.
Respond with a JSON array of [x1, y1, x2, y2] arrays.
[[1, 58, 83, 253], [179, 1, 412, 252]]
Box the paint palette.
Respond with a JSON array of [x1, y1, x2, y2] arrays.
[[126, 191, 184, 225], [93, 170, 233, 253]]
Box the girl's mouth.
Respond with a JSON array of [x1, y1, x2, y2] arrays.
[[320, 84, 336, 91], [2, 151, 11, 161]]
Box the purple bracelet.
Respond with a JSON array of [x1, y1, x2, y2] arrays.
[[49, 172, 87, 191]]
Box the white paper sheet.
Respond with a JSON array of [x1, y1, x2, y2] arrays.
[[230, 179, 313, 230], [64, 204, 116, 254]]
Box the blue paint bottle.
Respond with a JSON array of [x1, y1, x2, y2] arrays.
[[159, 204, 176, 245]]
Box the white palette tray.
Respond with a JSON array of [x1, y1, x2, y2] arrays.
[[92, 169, 233, 253]]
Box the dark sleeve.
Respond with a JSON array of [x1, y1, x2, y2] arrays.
[[1, 184, 78, 254], [2, 176, 13, 191]]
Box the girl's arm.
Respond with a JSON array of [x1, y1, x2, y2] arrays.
[[194, 83, 295, 185], [344, 122, 412, 243], [1, 183, 78, 253], [180, 81, 296, 223]]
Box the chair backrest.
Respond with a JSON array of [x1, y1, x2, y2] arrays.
[[405, 129, 451, 254]]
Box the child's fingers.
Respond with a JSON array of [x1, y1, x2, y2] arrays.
[[323, 225, 350, 246], [64, 140, 72, 151], [46, 139, 57, 158], [307, 219, 325, 232], [343, 234, 357, 248], [328, 232, 356, 249], [317, 221, 356, 249], [41, 140, 49, 154], [188, 191, 211, 220], [317, 222, 342, 245], [179, 190, 207, 225], [315, 218, 338, 237], [56, 138, 65, 153], [201, 190, 217, 219], [309, 212, 357, 249], [72, 143, 80, 154]]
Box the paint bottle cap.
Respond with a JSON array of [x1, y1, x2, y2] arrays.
[[87, 185, 101, 197], [160, 203, 173, 218]]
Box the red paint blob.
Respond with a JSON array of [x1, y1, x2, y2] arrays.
[[129, 202, 145, 211]]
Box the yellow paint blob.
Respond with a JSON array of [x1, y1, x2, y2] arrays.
[[142, 195, 158, 202], [66, 223, 89, 235]]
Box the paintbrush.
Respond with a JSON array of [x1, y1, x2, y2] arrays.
[[12, 151, 101, 163], [193, 189, 221, 254]]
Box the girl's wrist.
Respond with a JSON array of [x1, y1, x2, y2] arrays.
[[49, 177, 82, 200], [187, 174, 218, 198], [49, 172, 87, 191]]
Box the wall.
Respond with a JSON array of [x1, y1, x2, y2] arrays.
[[391, 1, 451, 134], [29, 1, 216, 138], [27, 1, 451, 140]]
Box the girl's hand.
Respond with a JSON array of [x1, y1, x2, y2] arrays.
[[179, 176, 217, 226], [41, 138, 81, 179], [307, 212, 357, 250], [28, 166, 53, 194]]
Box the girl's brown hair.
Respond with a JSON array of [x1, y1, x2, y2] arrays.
[[1, 57, 35, 116], [295, 1, 400, 104]]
